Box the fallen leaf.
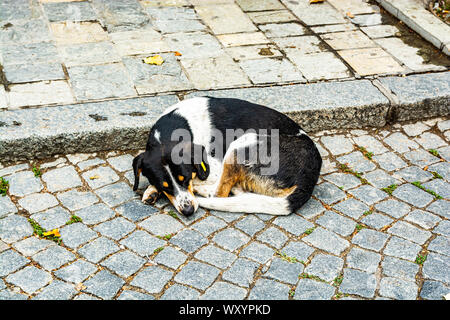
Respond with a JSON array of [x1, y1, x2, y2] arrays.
[[43, 229, 60, 237], [89, 175, 100, 180], [258, 48, 274, 56], [174, 51, 182, 56], [75, 283, 86, 291], [310, 0, 325, 3], [423, 165, 429, 171], [143, 54, 164, 65], [346, 12, 354, 18]]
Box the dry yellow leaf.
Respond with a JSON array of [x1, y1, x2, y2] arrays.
[[89, 175, 100, 180], [143, 54, 164, 65], [310, 0, 325, 3], [346, 12, 355, 18], [174, 51, 182, 56], [43, 229, 60, 237]]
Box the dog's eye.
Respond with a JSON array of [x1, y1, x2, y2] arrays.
[[162, 181, 169, 188], [178, 175, 184, 182]]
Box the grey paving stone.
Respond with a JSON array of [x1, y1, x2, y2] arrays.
[[415, 132, 447, 150], [0, 42, 60, 65], [434, 220, 450, 237], [353, 135, 389, 154], [194, 245, 237, 269], [161, 284, 200, 300], [361, 212, 393, 230], [0, 164, 29, 177], [239, 242, 274, 264], [31, 206, 71, 230], [153, 246, 187, 270], [234, 215, 265, 236], [123, 54, 193, 94], [339, 268, 377, 298], [321, 135, 354, 155], [239, 58, 305, 84], [120, 230, 165, 257], [294, 278, 335, 300], [73, 293, 100, 300], [60, 223, 97, 249], [422, 252, 450, 284], [305, 253, 344, 282], [101, 250, 145, 278], [387, 221, 431, 245], [0, 196, 17, 218], [82, 166, 120, 189], [75, 203, 115, 225], [213, 228, 250, 252], [43, 1, 97, 22], [273, 214, 315, 236], [394, 166, 434, 183], [375, 199, 411, 219], [13, 236, 54, 256], [118, 290, 155, 300], [32, 245, 75, 271], [185, 214, 225, 236], [54, 260, 98, 284], [56, 190, 98, 211], [33, 280, 76, 300], [333, 198, 370, 219], [146, 7, 205, 34], [95, 182, 136, 207], [173, 207, 207, 225], [200, 282, 247, 300], [0, 241, 7, 253], [349, 185, 387, 205], [259, 22, 307, 38], [93, 217, 135, 240], [316, 211, 357, 237], [0, 214, 33, 244], [77, 158, 106, 171], [222, 258, 259, 287], [18, 193, 59, 214], [83, 269, 125, 300], [337, 151, 376, 173], [352, 229, 389, 252], [404, 149, 441, 168], [106, 154, 133, 172], [420, 280, 450, 300], [346, 247, 381, 274], [139, 214, 184, 236], [373, 152, 407, 172], [164, 32, 224, 60], [256, 227, 288, 249], [303, 227, 349, 255], [264, 257, 304, 284], [174, 261, 220, 290], [0, 249, 28, 277], [404, 209, 441, 230], [427, 162, 450, 181], [0, 18, 51, 45], [169, 229, 207, 253], [382, 256, 419, 282], [312, 182, 346, 205], [427, 200, 450, 219], [423, 179, 450, 199], [7, 171, 43, 196], [237, 0, 285, 12], [392, 184, 434, 208], [428, 236, 450, 256], [383, 236, 421, 262], [323, 172, 361, 190], [383, 132, 419, 153], [379, 277, 418, 300], [281, 0, 346, 26], [78, 237, 119, 263], [297, 198, 325, 219], [6, 266, 52, 294], [42, 166, 82, 192], [4, 62, 65, 83], [0, 289, 28, 300], [437, 146, 450, 162], [248, 278, 290, 300], [280, 241, 315, 263], [116, 200, 160, 223]]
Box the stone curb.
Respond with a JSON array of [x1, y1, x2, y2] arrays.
[[0, 72, 449, 162], [375, 0, 450, 56]]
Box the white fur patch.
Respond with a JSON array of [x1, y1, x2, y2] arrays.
[[154, 129, 161, 143]]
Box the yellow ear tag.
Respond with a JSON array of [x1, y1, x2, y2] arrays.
[[201, 161, 206, 172]]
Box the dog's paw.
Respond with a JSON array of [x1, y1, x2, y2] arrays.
[[142, 185, 159, 205]]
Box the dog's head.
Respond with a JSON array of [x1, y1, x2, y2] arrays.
[[132, 141, 209, 216]]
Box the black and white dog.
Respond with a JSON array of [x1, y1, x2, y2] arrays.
[[132, 97, 322, 216]]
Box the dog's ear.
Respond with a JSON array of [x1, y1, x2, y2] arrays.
[[132, 152, 145, 191], [192, 144, 209, 181]]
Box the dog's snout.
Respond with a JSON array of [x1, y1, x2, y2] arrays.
[[181, 203, 195, 217]]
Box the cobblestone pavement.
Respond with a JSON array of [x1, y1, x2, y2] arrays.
[[0, 0, 449, 111], [0, 117, 449, 300]]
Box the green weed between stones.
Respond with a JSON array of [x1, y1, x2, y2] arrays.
[[153, 247, 164, 254], [299, 273, 327, 283], [412, 181, 443, 199], [431, 171, 443, 179], [339, 163, 369, 185], [363, 210, 373, 216], [381, 184, 397, 195], [333, 275, 343, 287], [428, 149, 440, 158], [157, 233, 174, 241], [276, 250, 300, 263], [357, 146, 374, 160], [167, 210, 180, 220], [28, 218, 62, 245], [415, 254, 427, 265], [65, 215, 83, 225], [32, 166, 42, 177], [0, 177, 9, 196], [304, 227, 315, 235]]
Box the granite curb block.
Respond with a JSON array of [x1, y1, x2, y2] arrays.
[[375, 0, 450, 56], [1, 72, 449, 162]]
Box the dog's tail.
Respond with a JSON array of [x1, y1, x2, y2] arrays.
[[197, 193, 292, 216]]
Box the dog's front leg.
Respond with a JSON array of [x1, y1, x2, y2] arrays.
[[142, 185, 160, 204]]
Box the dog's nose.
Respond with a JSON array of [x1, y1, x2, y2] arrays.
[[181, 204, 195, 217]]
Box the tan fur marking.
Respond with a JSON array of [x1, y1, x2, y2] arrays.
[[178, 175, 184, 182]]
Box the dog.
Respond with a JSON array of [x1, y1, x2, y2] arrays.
[[132, 96, 322, 216]]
